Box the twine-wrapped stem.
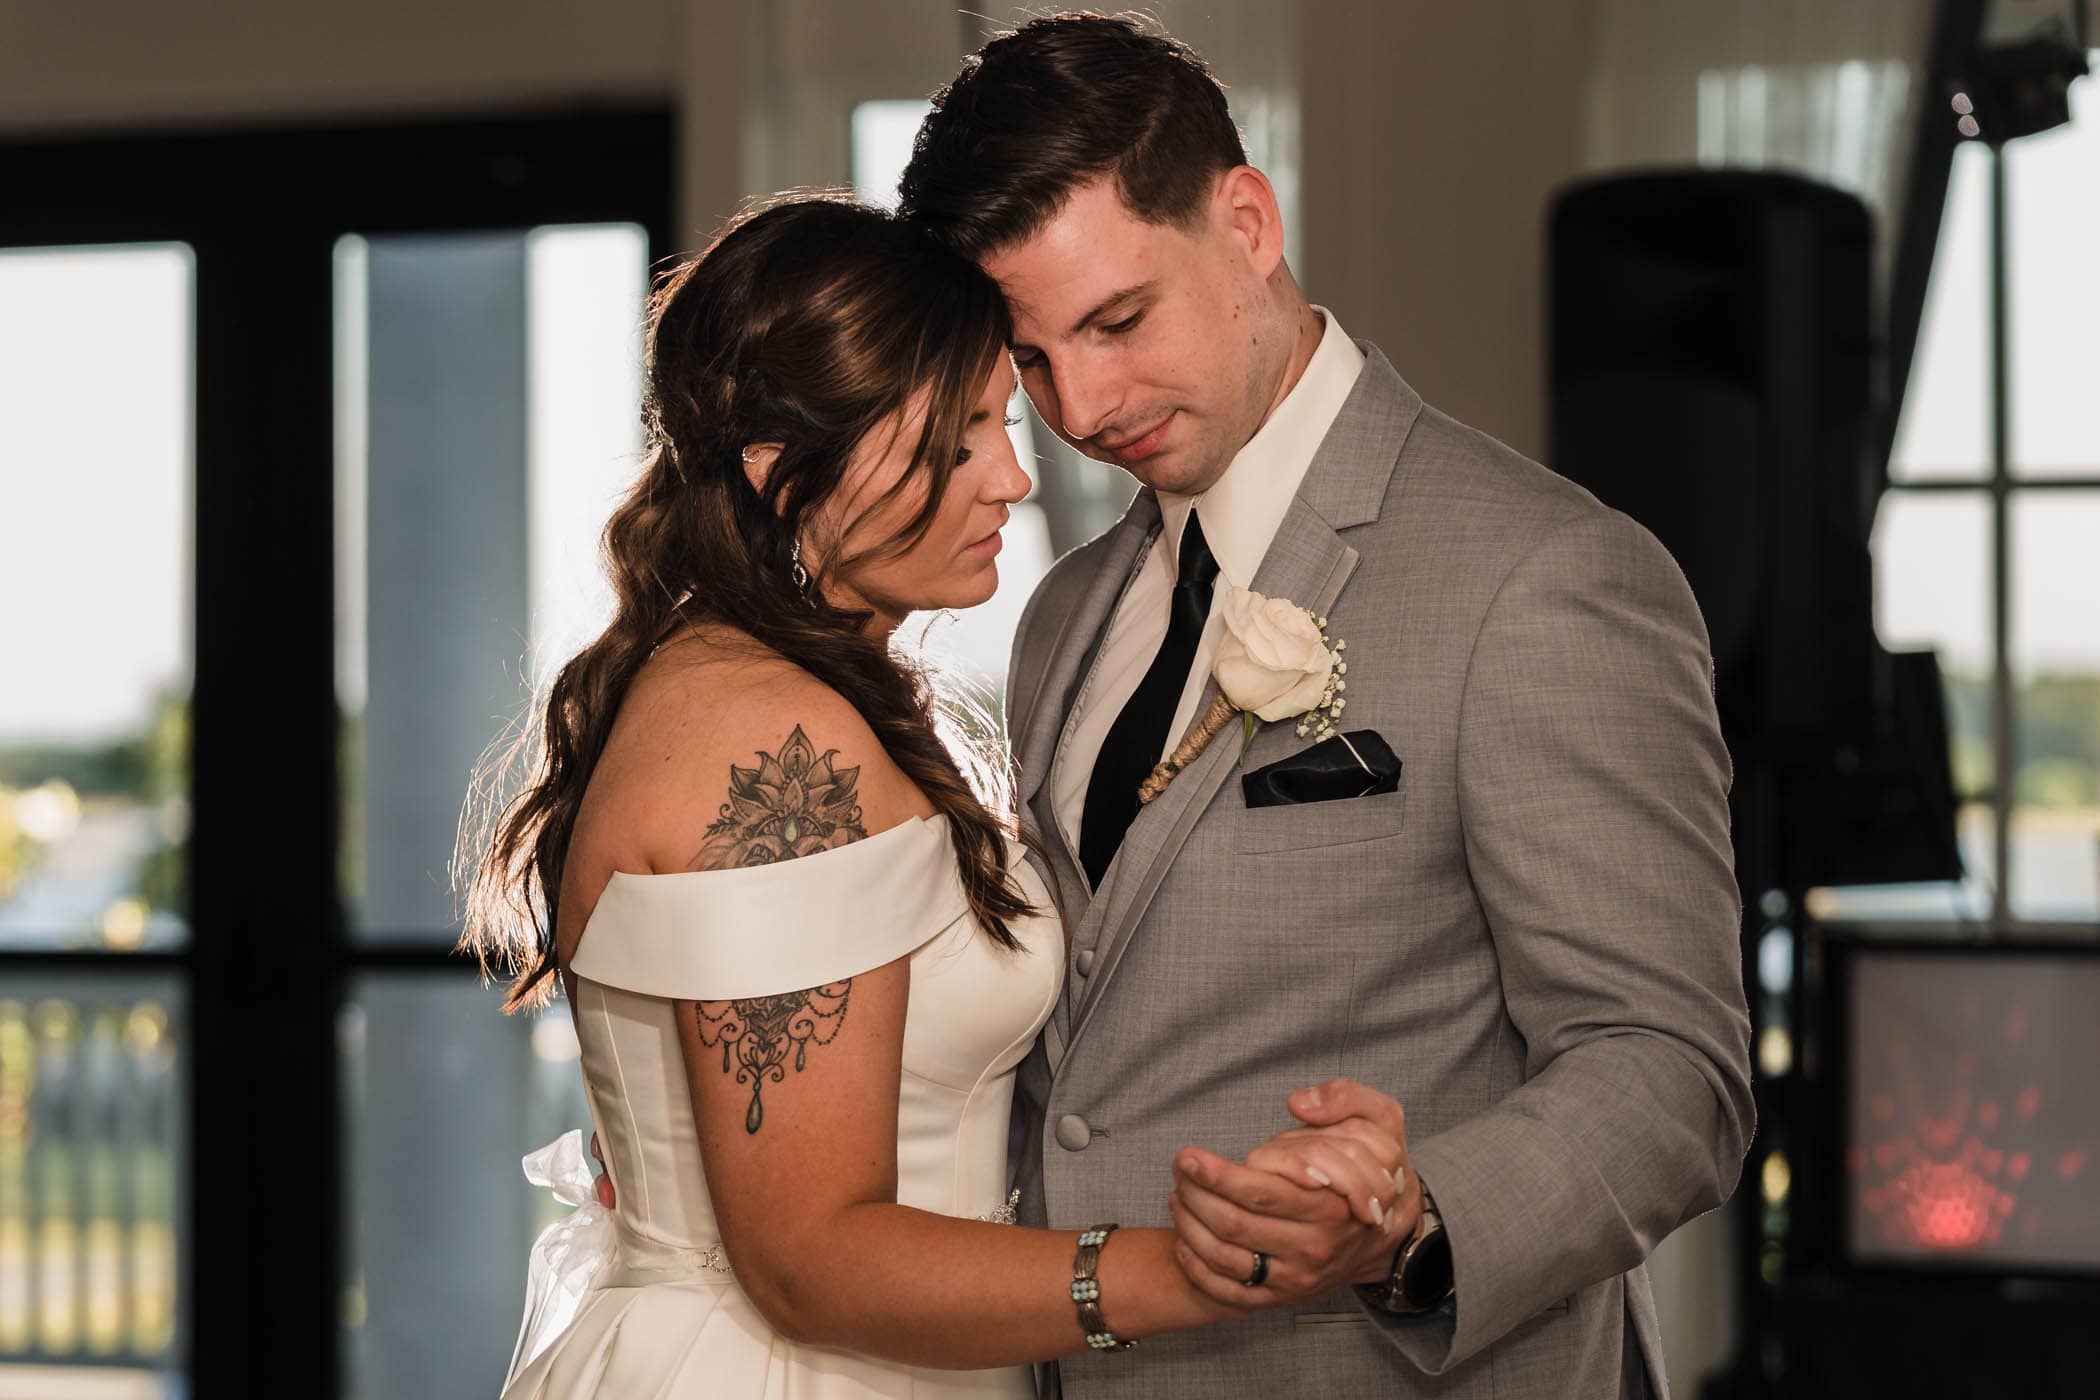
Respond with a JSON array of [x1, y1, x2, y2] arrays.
[[1137, 694, 1240, 805]]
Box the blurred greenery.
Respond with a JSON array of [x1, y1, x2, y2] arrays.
[[0, 685, 189, 920], [1941, 669, 2100, 809], [2016, 672, 2100, 807], [0, 785, 24, 897]]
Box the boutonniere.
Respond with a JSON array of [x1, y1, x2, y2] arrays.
[[1138, 586, 1347, 804]]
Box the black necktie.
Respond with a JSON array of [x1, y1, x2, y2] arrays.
[[1078, 509, 1220, 889]]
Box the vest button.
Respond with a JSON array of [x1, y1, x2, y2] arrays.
[[1076, 948, 1096, 976], [1055, 1114, 1092, 1151]]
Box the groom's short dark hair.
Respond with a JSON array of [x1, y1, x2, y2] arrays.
[[898, 12, 1247, 258]]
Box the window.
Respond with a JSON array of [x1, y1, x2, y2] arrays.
[[1849, 67, 2100, 931], [333, 223, 643, 1396], [1, 244, 194, 1393], [1, 245, 193, 956], [1, 110, 674, 1397]]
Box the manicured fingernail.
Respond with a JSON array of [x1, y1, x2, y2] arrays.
[[1307, 1167, 1333, 1188], [1303, 1086, 1324, 1107], [1394, 1166, 1408, 1194]]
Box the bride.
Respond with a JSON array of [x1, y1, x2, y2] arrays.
[[458, 194, 1402, 1397]]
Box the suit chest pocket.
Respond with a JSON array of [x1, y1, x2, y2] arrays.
[[1233, 783, 1407, 853]]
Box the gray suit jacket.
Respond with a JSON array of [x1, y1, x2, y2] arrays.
[[1005, 345, 1753, 1400]]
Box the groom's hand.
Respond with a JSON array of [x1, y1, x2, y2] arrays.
[[1169, 1079, 1418, 1305]]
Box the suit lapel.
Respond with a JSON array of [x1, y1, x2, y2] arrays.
[[1053, 344, 1425, 1074], [1061, 500, 1361, 1055], [1007, 492, 1160, 1072]]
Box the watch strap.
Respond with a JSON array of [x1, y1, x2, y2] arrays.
[[1360, 1188, 1452, 1315]]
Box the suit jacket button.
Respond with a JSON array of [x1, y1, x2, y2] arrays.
[[1076, 948, 1095, 976], [1055, 1114, 1092, 1151]]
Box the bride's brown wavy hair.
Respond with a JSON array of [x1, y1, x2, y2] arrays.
[[458, 193, 1041, 1013]]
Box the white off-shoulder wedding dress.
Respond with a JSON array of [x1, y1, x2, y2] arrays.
[[501, 814, 1063, 1399]]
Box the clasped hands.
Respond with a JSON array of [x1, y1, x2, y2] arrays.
[[1167, 1077, 1418, 1311], [586, 1075, 1414, 1311]]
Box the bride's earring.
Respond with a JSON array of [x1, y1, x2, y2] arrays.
[[789, 538, 811, 592]]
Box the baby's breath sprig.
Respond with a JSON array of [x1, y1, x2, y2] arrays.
[[1295, 616, 1348, 741]]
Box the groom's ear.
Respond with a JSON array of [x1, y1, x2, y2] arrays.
[[1217, 166, 1286, 280]]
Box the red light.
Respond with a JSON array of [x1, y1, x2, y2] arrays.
[[1891, 1160, 1999, 1250], [1850, 962, 2100, 1267]]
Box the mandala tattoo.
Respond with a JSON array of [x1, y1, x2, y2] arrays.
[[691, 725, 869, 1134], [694, 724, 866, 867]]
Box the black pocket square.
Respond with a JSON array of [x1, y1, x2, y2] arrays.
[[1241, 730, 1402, 808]]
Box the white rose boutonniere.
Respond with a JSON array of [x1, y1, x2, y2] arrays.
[[1137, 586, 1348, 805]]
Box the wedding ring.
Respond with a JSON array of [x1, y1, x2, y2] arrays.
[[1242, 1251, 1269, 1288]]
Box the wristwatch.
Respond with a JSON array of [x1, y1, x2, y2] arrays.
[[1359, 1186, 1454, 1315]]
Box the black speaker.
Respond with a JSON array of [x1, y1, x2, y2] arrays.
[[1549, 169, 1879, 737], [1547, 169, 1959, 889]]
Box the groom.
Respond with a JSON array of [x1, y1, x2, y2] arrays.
[[896, 14, 1753, 1399]]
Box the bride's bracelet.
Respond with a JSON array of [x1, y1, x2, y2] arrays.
[[1070, 1224, 1137, 1352]]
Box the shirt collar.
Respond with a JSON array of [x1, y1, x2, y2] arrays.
[[1159, 305, 1366, 589]]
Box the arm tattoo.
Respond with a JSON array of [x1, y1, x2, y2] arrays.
[[691, 724, 870, 1134], [697, 987, 852, 1134]]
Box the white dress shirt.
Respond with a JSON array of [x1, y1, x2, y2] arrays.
[[1049, 307, 1367, 857]]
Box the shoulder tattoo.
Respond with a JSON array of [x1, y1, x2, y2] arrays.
[[694, 723, 866, 867], [691, 724, 869, 1134]]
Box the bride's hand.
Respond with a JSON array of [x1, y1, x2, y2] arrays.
[[1243, 1124, 1404, 1227], [1167, 1146, 1408, 1310], [1167, 1080, 1419, 1306], [590, 1132, 617, 1210]]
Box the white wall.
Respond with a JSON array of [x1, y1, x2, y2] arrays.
[[1298, 0, 1597, 462]]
